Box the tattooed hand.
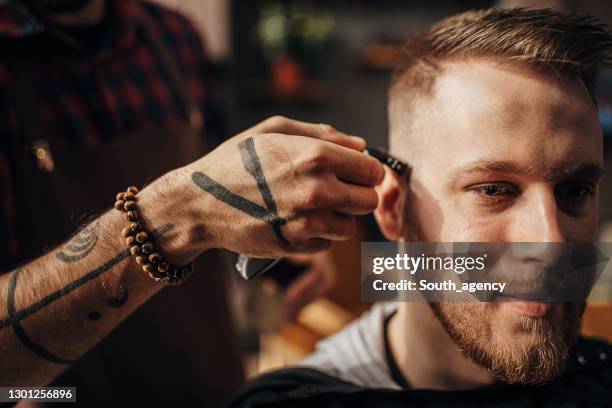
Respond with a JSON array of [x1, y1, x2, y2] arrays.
[[143, 116, 384, 261]]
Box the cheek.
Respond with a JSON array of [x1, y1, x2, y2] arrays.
[[572, 199, 599, 240], [414, 189, 598, 242], [422, 199, 513, 242], [555, 214, 599, 241], [438, 218, 507, 242], [409, 176, 515, 242]]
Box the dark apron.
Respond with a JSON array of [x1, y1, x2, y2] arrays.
[[6, 20, 244, 407]]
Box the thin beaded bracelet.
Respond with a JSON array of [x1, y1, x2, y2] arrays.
[[114, 186, 193, 285]]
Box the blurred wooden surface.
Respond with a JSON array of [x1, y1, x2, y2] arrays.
[[583, 303, 612, 341]]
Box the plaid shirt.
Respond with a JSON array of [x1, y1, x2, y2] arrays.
[[0, 0, 213, 270]]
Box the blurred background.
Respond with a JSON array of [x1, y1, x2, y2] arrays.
[[150, 0, 612, 404]]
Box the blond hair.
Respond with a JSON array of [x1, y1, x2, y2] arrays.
[[390, 8, 612, 115]]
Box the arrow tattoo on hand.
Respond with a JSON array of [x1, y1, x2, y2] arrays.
[[191, 137, 289, 245]]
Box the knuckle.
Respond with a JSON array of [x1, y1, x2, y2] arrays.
[[318, 123, 336, 134], [302, 145, 329, 172], [303, 185, 328, 208], [265, 115, 288, 128], [296, 216, 319, 235]]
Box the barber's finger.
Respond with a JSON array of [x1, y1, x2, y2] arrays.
[[255, 116, 366, 151], [334, 182, 379, 215], [312, 212, 357, 240], [285, 268, 328, 302], [288, 238, 331, 254], [284, 266, 329, 312], [326, 143, 385, 186], [286, 212, 356, 242]]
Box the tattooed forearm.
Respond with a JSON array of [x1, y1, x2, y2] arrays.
[[7, 268, 75, 364], [1, 224, 172, 329], [107, 286, 129, 308], [191, 137, 289, 245], [0, 248, 129, 331], [1, 223, 173, 365], [56, 219, 100, 263], [87, 286, 128, 323]]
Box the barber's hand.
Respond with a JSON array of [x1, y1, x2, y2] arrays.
[[145, 116, 384, 263]]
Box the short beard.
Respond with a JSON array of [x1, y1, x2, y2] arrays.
[[429, 301, 585, 385], [400, 197, 585, 385]]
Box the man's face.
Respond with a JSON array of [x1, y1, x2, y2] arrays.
[[392, 61, 603, 384]]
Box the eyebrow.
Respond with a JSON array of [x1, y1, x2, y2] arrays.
[[449, 160, 604, 186]]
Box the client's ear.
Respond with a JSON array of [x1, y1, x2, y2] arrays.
[[374, 166, 404, 241]]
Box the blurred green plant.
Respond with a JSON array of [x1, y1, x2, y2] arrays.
[[256, 0, 335, 60]]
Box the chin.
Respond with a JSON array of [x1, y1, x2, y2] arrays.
[[430, 301, 585, 385]]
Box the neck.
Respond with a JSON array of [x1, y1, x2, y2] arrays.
[[388, 302, 495, 390], [49, 0, 106, 26]]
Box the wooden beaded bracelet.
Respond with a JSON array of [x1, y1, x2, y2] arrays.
[[114, 186, 193, 285]]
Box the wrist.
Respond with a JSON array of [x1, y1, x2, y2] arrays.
[[136, 167, 212, 264]]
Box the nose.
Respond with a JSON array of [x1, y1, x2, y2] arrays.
[[509, 184, 566, 264], [512, 184, 565, 243]]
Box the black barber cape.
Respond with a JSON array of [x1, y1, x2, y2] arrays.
[[228, 337, 612, 407]]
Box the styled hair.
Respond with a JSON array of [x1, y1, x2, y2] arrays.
[[389, 7, 612, 113]]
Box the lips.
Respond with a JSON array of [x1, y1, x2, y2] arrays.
[[497, 294, 552, 317]]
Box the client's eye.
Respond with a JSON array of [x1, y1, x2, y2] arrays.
[[555, 181, 595, 215], [479, 185, 506, 196], [468, 182, 518, 208], [471, 183, 517, 197]]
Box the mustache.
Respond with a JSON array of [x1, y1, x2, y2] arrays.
[[467, 255, 599, 302]]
